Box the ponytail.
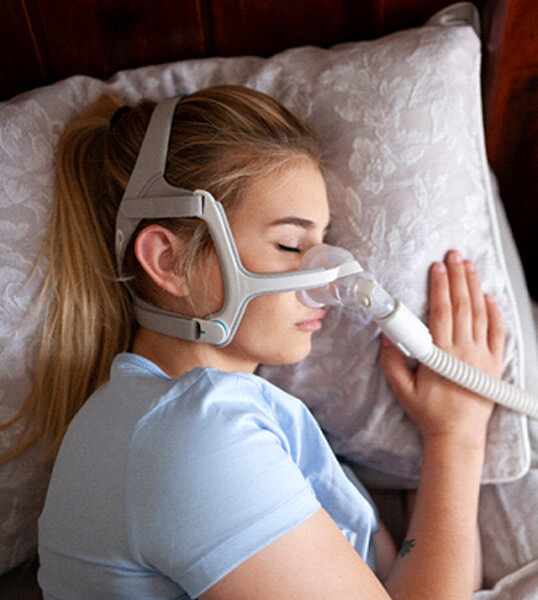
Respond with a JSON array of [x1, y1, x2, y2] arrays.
[[2, 94, 135, 462]]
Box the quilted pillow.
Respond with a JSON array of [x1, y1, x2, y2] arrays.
[[1, 1, 536, 574]]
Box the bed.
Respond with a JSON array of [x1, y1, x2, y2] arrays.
[[0, 0, 537, 597]]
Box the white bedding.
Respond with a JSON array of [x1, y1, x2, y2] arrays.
[[473, 302, 538, 595]]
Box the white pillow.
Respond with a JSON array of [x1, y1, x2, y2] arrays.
[[0, 1, 535, 574]]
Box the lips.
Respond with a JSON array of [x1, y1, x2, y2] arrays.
[[295, 308, 327, 331]]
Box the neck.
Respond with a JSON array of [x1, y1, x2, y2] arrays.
[[131, 327, 258, 378]]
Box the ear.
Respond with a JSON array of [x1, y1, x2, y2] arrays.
[[134, 225, 189, 297]]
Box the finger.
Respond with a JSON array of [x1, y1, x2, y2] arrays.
[[485, 294, 505, 359], [427, 261, 452, 347], [464, 260, 488, 341], [379, 335, 415, 402], [446, 250, 472, 343]]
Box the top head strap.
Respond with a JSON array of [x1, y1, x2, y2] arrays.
[[115, 97, 196, 274]]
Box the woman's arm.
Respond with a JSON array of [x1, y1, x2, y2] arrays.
[[201, 250, 504, 600], [404, 490, 483, 591], [200, 508, 391, 600], [384, 435, 485, 599]]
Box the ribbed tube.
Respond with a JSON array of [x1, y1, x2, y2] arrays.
[[422, 345, 538, 419]]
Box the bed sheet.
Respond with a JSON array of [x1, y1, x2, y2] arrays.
[[474, 300, 538, 596]]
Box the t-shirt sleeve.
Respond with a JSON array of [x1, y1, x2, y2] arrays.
[[125, 373, 321, 598]]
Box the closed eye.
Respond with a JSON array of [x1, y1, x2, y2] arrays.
[[278, 244, 301, 253]]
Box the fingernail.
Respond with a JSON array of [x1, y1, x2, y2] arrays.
[[433, 262, 446, 274], [450, 250, 463, 263], [465, 260, 476, 273]]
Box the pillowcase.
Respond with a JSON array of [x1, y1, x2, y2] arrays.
[[1, 0, 536, 573]]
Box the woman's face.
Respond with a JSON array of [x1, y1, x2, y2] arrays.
[[190, 158, 331, 371]]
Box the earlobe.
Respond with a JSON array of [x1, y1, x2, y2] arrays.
[[134, 225, 189, 297]]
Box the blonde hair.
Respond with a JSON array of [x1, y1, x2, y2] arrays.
[[2, 85, 323, 462]]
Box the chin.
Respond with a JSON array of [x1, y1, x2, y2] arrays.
[[265, 339, 312, 366]]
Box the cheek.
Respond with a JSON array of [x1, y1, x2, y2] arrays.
[[189, 252, 225, 316], [245, 292, 297, 325], [232, 293, 314, 364]]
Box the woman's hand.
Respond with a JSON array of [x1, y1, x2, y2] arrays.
[[379, 250, 505, 445]]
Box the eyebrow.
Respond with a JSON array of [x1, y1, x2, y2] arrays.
[[269, 217, 331, 233]]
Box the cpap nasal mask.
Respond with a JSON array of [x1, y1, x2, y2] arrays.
[[116, 96, 538, 419]]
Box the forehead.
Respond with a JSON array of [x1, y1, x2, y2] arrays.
[[232, 160, 330, 230]]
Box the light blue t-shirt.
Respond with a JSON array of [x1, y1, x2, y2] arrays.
[[38, 353, 377, 599]]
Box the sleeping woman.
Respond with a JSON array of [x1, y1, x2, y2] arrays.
[[33, 86, 504, 599]]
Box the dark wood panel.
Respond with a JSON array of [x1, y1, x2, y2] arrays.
[[483, 0, 538, 299], [18, 0, 208, 92], [210, 0, 347, 57], [0, 1, 48, 99]]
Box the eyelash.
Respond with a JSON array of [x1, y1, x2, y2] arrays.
[[278, 244, 301, 253]]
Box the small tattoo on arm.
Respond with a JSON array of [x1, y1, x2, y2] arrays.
[[399, 538, 416, 557]]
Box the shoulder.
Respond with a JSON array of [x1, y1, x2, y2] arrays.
[[140, 371, 305, 474], [127, 364, 310, 451], [111, 351, 303, 409], [201, 368, 307, 422], [125, 367, 322, 585], [107, 354, 293, 424], [124, 364, 325, 503]]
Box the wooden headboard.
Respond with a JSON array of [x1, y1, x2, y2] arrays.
[[2, 0, 537, 299]]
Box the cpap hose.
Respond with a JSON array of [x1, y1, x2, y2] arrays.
[[297, 244, 538, 419]]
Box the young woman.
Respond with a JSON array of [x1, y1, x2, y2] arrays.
[[33, 86, 504, 599]]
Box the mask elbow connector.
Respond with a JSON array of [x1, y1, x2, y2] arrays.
[[348, 276, 396, 319]]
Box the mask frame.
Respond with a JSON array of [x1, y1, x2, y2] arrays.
[[115, 97, 361, 346]]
